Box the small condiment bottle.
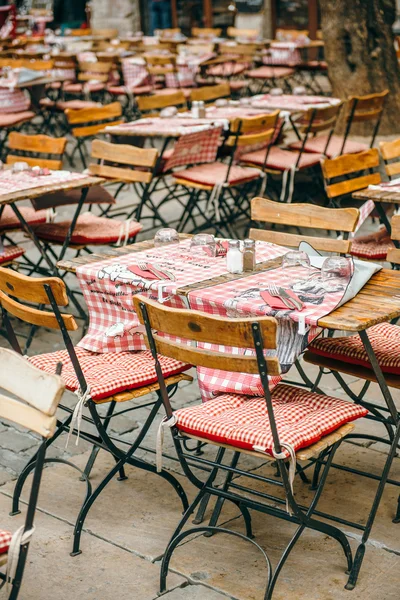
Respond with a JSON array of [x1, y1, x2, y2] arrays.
[[226, 240, 243, 274], [191, 101, 199, 118], [243, 238, 256, 272], [198, 100, 206, 118]]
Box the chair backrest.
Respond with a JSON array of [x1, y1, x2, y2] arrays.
[[227, 27, 258, 39], [78, 60, 113, 82], [88, 139, 159, 184], [379, 137, 400, 179], [179, 43, 215, 55], [191, 27, 222, 38], [343, 90, 388, 150], [0, 268, 77, 336], [18, 58, 54, 70], [0, 347, 64, 438], [137, 90, 187, 116], [295, 102, 343, 157], [218, 43, 260, 57], [321, 148, 381, 201], [92, 28, 119, 39], [190, 82, 230, 104], [133, 295, 280, 376], [6, 132, 67, 170], [250, 197, 359, 254], [65, 102, 123, 139], [386, 215, 400, 264], [144, 53, 176, 76]]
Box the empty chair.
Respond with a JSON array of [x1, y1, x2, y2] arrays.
[[137, 89, 187, 117], [190, 82, 230, 105]]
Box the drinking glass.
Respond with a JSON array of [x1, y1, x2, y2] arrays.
[[282, 250, 311, 269], [321, 256, 352, 283], [154, 228, 179, 247], [189, 233, 216, 257]]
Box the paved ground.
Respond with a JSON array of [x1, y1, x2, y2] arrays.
[[1, 133, 400, 599]]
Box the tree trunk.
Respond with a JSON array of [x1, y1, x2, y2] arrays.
[[319, 0, 400, 134]]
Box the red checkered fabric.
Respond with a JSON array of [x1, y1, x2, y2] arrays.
[[352, 200, 375, 235], [51, 68, 76, 82], [0, 245, 25, 264], [173, 162, 261, 186], [63, 82, 105, 94], [289, 134, 368, 158], [309, 323, 400, 375], [251, 95, 339, 113], [34, 213, 142, 245], [0, 111, 35, 127], [207, 63, 248, 77], [247, 66, 295, 80], [0, 529, 12, 555], [263, 45, 301, 66], [162, 127, 222, 172], [174, 384, 367, 455], [0, 206, 47, 231], [106, 117, 224, 137], [121, 59, 151, 88], [0, 88, 30, 114], [350, 239, 393, 260], [241, 146, 322, 171], [0, 171, 87, 197], [28, 348, 190, 401]]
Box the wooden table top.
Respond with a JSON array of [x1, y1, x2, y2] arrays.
[[57, 238, 400, 334], [353, 187, 400, 204], [0, 175, 104, 205]]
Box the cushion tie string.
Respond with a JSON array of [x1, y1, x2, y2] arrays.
[[116, 218, 133, 246], [4, 526, 35, 592], [45, 208, 56, 223], [253, 441, 296, 515], [66, 385, 91, 448], [279, 165, 296, 203], [259, 172, 268, 197], [207, 182, 227, 222], [156, 415, 177, 473]]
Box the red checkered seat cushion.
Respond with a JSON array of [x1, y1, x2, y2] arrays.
[[40, 98, 100, 111], [0, 206, 47, 231], [247, 66, 295, 79], [289, 134, 368, 158], [174, 384, 367, 455], [0, 245, 25, 264], [33, 213, 142, 245], [0, 111, 35, 127], [309, 323, 400, 375], [28, 348, 191, 401], [207, 63, 247, 77], [0, 529, 12, 555], [350, 239, 394, 260], [173, 162, 261, 187], [64, 82, 105, 94], [240, 146, 322, 171]]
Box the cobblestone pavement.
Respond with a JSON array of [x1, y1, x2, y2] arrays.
[[1, 141, 399, 599]]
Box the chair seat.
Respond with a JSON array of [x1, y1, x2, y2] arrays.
[[154, 87, 193, 99], [229, 80, 249, 91], [64, 82, 105, 94], [28, 347, 191, 402], [247, 66, 295, 79], [309, 322, 400, 375], [0, 111, 35, 127], [0, 206, 47, 231], [207, 63, 247, 77], [173, 162, 261, 187], [40, 98, 100, 111], [350, 239, 394, 260], [33, 213, 143, 245], [0, 245, 25, 264], [0, 529, 12, 555], [240, 146, 322, 171], [289, 134, 369, 158], [174, 383, 367, 456]]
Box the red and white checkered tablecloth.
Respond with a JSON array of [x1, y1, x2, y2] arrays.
[[250, 94, 340, 112], [0, 170, 88, 197], [0, 87, 30, 114], [106, 117, 225, 137], [263, 43, 301, 66]]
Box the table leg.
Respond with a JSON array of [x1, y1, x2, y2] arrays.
[[374, 202, 400, 248]]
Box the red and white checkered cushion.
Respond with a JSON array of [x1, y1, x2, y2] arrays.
[[33, 213, 142, 245], [289, 134, 369, 158], [309, 323, 400, 375], [28, 348, 190, 401], [0, 111, 35, 127], [40, 99, 100, 111], [0, 206, 47, 231], [174, 383, 367, 455], [350, 239, 394, 260], [0, 529, 12, 555], [207, 63, 247, 77], [173, 162, 261, 187], [247, 66, 295, 79], [0, 245, 25, 264], [241, 146, 322, 171], [64, 82, 105, 94]]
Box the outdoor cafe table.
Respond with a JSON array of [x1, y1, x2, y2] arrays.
[[250, 93, 341, 113], [57, 237, 400, 588], [353, 183, 400, 248]]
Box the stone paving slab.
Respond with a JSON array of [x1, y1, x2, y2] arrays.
[[161, 584, 231, 599]]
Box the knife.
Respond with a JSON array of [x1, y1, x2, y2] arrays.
[[278, 287, 303, 311]]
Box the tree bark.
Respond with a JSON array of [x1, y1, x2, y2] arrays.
[[319, 0, 400, 134]]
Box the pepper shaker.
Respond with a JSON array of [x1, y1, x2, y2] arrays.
[[243, 239, 256, 272]]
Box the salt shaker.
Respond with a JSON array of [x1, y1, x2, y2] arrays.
[[226, 240, 243, 274], [243, 239, 256, 272], [191, 101, 199, 118], [198, 100, 206, 118]]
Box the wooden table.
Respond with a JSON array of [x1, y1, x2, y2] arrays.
[[353, 187, 400, 247]]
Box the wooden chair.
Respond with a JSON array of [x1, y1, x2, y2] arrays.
[[292, 91, 389, 158], [63, 61, 114, 99], [190, 82, 230, 105], [250, 196, 359, 254], [227, 26, 258, 39], [0, 268, 191, 557], [137, 89, 187, 117], [206, 44, 257, 94], [133, 294, 366, 599], [380, 137, 400, 180], [0, 348, 64, 600], [6, 132, 67, 170], [144, 54, 178, 89], [91, 28, 118, 39], [275, 28, 309, 40], [191, 27, 222, 38], [65, 102, 123, 167]]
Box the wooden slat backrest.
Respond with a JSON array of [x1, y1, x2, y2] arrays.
[[192, 27, 222, 37], [297, 103, 342, 135], [389, 215, 400, 241], [136, 43, 173, 53], [347, 90, 389, 123], [18, 58, 54, 70], [6, 155, 63, 170], [275, 29, 309, 39], [218, 43, 259, 56], [79, 61, 113, 74], [137, 90, 186, 113], [179, 43, 215, 54], [65, 102, 123, 138], [89, 139, 158, 184], [7, 132, 67, 156], [91, 28, 118, 38], [0, 268, 77, 331], [227, 128, 275, 148], [250, 197, 359, 254], [227, 27, 258, 39], [321, 148, 381, 199], [190, 82, 230, 104], [380, 138, 400, 178], [230, 111, 280, 135], [133, 295, 280, 375]]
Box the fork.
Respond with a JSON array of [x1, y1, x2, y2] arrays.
[[267, 283, 295, 310]]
